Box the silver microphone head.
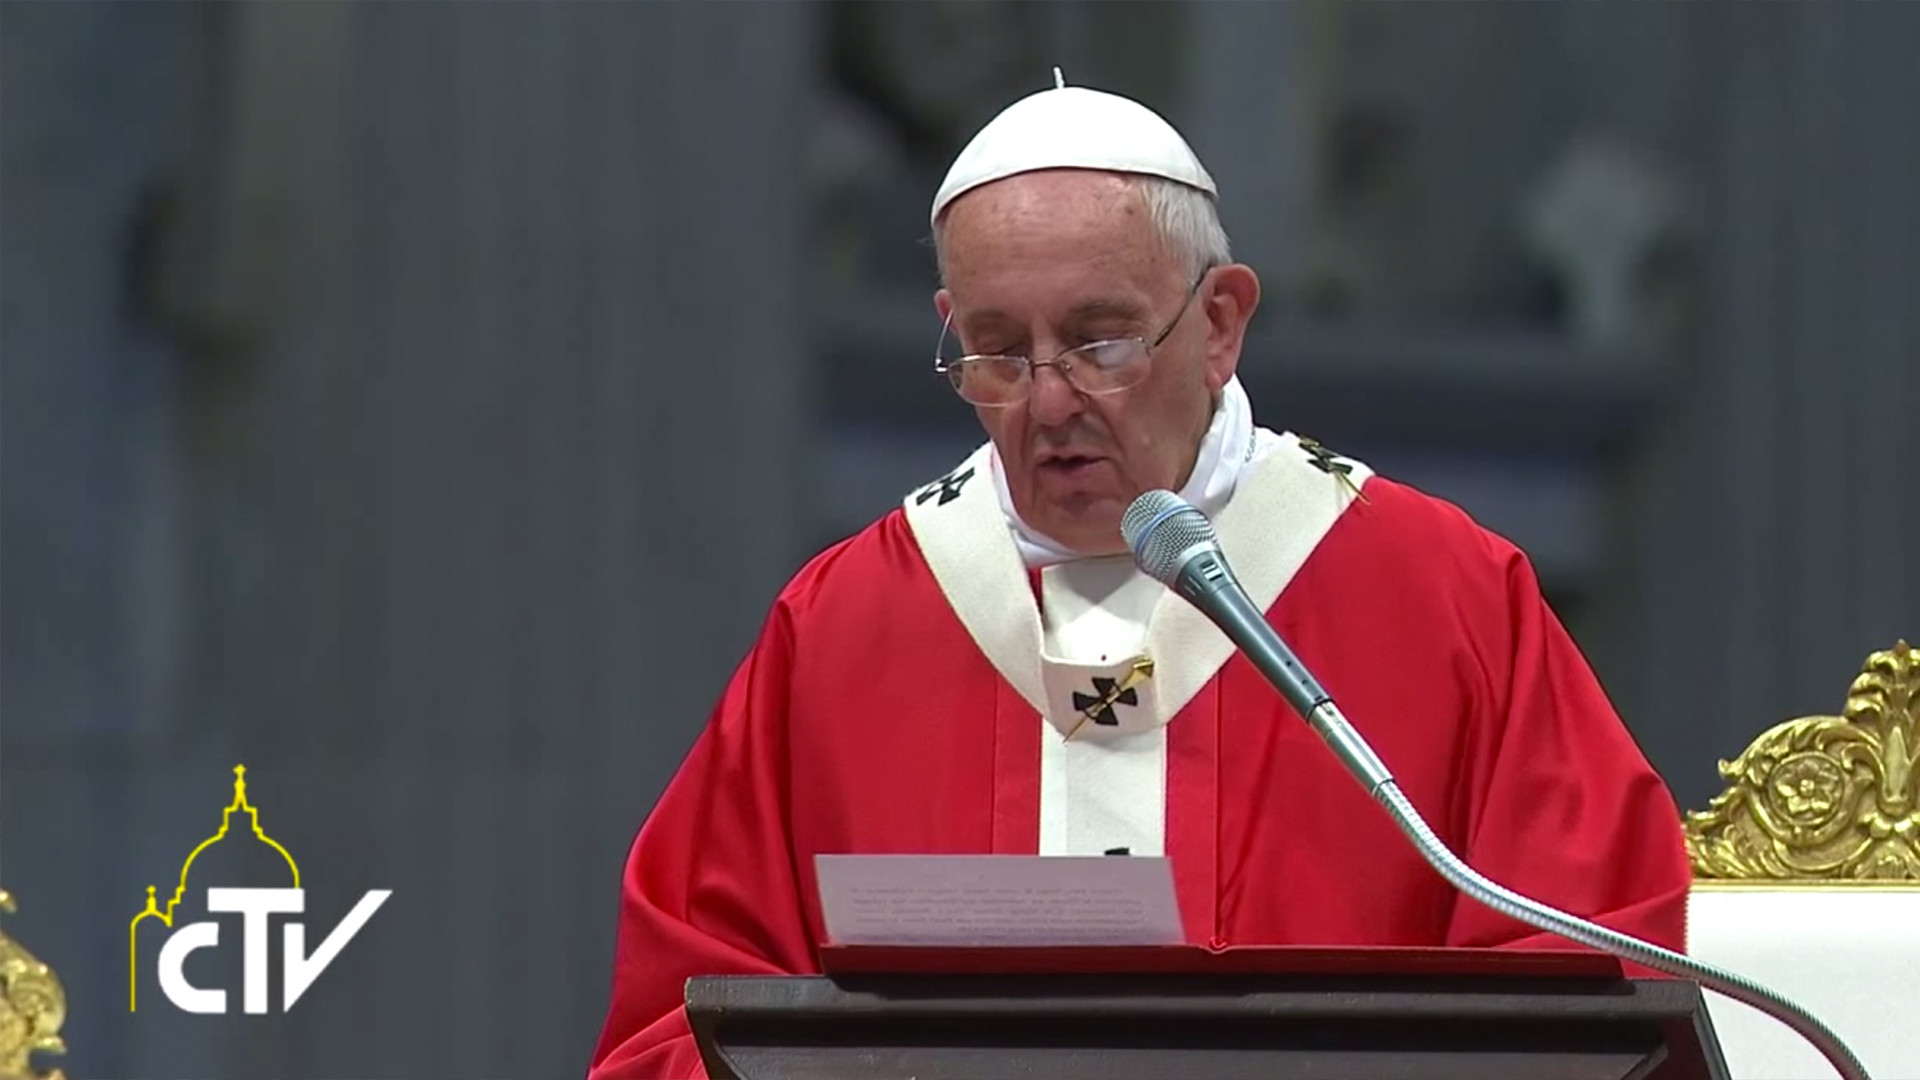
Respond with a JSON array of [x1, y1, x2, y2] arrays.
[[1121, 490, 1219, 585]]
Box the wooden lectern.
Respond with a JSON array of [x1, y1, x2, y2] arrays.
[[687, 945, 1731, 1080]]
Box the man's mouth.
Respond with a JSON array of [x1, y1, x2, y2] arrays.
[[1038, 453, 1105, 476]]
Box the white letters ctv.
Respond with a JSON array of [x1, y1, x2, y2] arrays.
[[156, 888, 391, 1014]]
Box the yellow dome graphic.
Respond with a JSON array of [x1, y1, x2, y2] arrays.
[[128, 765, 301, 1011]]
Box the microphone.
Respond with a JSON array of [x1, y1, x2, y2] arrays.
[[1121, 489, 1872, 1080]]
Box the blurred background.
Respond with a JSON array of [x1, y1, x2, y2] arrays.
[[2, 2, 1914, 1077]]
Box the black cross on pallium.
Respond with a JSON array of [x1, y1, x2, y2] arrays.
[[1062, 656, 1154, 741], [1298, 436, 1369, 504], [1072, 677, 1138, 726], [914, 465, 975, 507]]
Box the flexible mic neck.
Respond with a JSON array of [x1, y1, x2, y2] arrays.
[[1121, 488, 1872, 1080]]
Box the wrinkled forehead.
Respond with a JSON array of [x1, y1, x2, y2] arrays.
[[939, 174, 1183, 324]]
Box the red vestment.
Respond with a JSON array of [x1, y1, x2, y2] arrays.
[[586, 438, 1692, 1080]]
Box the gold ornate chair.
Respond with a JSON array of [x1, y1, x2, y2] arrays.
[[1683, 640, 1919, 1079], [0, 890, 67, 1080]]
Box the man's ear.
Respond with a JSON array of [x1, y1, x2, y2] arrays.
[[934, 288, 954, 322], [1204, 264, 1261, 387]]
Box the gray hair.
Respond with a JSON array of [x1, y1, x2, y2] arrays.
[[934, 173, 1232, 284]]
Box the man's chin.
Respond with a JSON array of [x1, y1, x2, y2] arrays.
[[1029, 501, 1129, 557]]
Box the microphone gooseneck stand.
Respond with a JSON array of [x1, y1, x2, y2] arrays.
[[1335, 712, 1868, 1080], [1121, 489, 1873, 1080]]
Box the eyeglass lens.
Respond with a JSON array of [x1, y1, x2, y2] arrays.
[[947, 339, 1150, 404]]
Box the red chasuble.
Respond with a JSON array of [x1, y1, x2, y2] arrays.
[[587, 433, 1692, 1080]]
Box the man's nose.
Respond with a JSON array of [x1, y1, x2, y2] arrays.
[[1026, 362, 1086, 426]]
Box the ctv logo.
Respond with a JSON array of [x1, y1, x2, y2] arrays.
[[129, 765, 391, 1014]]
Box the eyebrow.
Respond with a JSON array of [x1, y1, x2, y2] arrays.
[[1066, 296, 1152, 323], [960, 295, 1152, 332]]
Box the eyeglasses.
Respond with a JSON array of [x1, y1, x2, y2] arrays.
[[933, 268, 1212, 407]]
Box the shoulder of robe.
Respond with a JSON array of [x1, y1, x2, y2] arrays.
[[764, 507, 923, 618], [1304, 468, 1536, 599]]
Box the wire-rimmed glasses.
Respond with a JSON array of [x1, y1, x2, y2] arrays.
[[933, 268, 1211, 407]]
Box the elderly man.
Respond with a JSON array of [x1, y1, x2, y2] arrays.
[[588, 79, 1691, 1079]]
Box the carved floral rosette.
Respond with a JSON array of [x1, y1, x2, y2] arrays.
[[0, 890, 68, 1080], [1685, 641, 1920, 882]]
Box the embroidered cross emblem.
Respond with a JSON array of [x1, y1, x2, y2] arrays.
[[1298, 436, 1369, 504], [1072, 677, 1139, 725], [914, 466, 975, 507], [1063, 656, 1156, 741]]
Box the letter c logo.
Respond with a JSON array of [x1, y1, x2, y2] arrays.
[[157, 921, 225, 1013]]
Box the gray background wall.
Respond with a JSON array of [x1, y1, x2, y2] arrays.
[[2, 3, 1914, 1078]]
